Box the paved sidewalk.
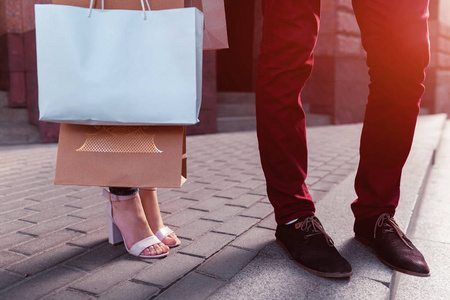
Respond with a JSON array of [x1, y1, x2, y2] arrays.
[[0, 114, 448, 299]]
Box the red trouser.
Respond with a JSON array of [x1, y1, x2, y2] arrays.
[[256, 0, 430, 224]]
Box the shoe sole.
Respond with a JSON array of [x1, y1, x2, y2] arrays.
[[276, 239, 353, 279], [110, 241, 169, 259], [354, 235, 430, 277]]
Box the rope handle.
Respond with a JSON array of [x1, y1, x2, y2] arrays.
[[88, 0, 152, 19]]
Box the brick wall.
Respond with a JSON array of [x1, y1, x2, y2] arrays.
[[0, 0, 59, 142], [304, 0, 450, 123], [423, 0, 450, 115], [0, 0, 217, 143], [302, 0, 369, 124]]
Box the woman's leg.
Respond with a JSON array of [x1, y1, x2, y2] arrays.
[[107, 187, 169, 256], [140, 188, 181, 247]]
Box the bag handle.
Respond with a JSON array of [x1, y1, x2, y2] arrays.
[[88, 0, 152, 20]]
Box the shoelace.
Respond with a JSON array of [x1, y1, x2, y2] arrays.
[[374, 213, 413, 250], [299, 216, 334, 247]]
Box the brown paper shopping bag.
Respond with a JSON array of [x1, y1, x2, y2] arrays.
[[185, 0, 229, 50], [55, 124, 187, 188]]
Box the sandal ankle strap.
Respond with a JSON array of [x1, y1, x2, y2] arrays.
[[103, 188, 139, 201]]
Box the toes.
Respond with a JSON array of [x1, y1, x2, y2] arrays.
[[148, 245, 158, 256], [160, 243, 169, 252], [141, 247, 152, 256], [140, 243, 169, 257], [155, 243, 169, 254], [163, 233, 180, 246]]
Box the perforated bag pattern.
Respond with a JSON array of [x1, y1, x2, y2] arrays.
[[76, 127, 163, 153]]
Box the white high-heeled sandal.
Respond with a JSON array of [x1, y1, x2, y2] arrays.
[[104, 189, 168, 258], [155, 227, 181, 248], [140, 188, 181, 248]]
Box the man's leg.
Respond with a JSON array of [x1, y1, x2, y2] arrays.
[[352, 0, 430, 276], [256, 0, 318, 225], [256, 0, 352, 278]]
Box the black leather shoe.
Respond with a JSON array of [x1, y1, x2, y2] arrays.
[[275, 215, 353, 278], [354, 213, 430, 277]]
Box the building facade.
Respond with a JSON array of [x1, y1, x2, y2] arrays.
[[1, 0, 449, 143]]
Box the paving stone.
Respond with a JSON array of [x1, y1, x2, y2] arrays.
[[10, 229, 83, 255], [309, 180, 337, 192], [66, 214, 106, 234], [155, 190, 181, 204], [6, 244, 85, 276], [201, 205, 244, 223], [308, 170, 329, 178], [46, 289, 95, 300], [176, 182, 209, 193], [340, 162, 358, 170], [208, 179, 240, 191], [1, 199, 36, 213], [69, 258, 150, 295], [248, 184, 267, 196], [308, 160, 323, 167], [97, 280, 160, 300], [133, 253, 204, 288], [324, 158, 349, 166], [0, 232, 34, 251], [214, 187, 251, 199], [226, 193, 265, 208], [231, 227, 274, 252], [181, 188, 220, 202], [180, 232, 235, 259], [257, 213, 276, 231], [164, 208, 207, 227], [0, 267, 84, 300], [189, 168, 222, 179], [309, 189, 328, 201], [0, 208, 36, 224], [0, 190, 38, 203], [154, 272, 224, 300], [316, 164, 338, 172], [0, 219, 32, 235], [213, 216, 259, 236], [0, 250, 25, 268], [19, 215, 82, 237], [332, 168, 354, 176], [198, 246, 257, 280], [206, 171, 241, 187], [27, 185, 62, 197], [68, 228, 108, 249], [188, 196, 228, 212], [25, 189, 77, 202], [0, 270, 23, 290], [305, 176, 321, 186], [64, 188, 101, 200], [25, 196, 76, 212], [235, 179, 264, 190], [63, 194, 103, 209], [20, 206, 79, 224], [194, 174, 229, 184], [208, 256, 388, 300], [216, 167, 246, 177], [239, 202, 273, 219], [65, 242, 127, 271], [322, 174, 347, 183], [174, 219, 219, 240], [159, 198, 197, 214], [68, 202, 105, 219]]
